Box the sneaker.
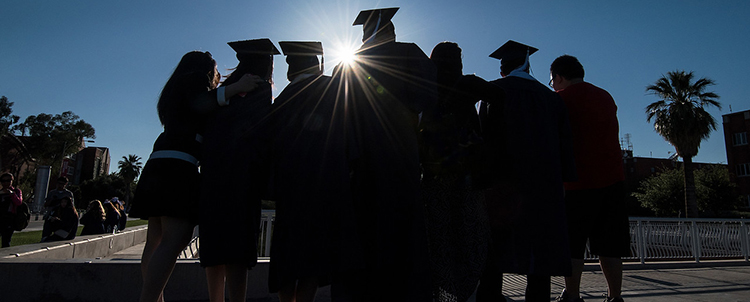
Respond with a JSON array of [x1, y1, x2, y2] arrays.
[[604, 297, 624, 302]]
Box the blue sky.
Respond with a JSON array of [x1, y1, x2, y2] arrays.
[[2, 0, 748, 174]]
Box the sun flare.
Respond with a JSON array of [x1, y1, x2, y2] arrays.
[[330, 42, 360, 67]]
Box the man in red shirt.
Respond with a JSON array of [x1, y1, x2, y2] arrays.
[[550, 55, 629, 302]]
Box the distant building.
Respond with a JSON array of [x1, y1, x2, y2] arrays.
[[621, 150, 725, 195], [722, 109, 750, 208], [66, 146, 111, 185]]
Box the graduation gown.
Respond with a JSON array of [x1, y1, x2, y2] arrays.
[[198, 83, 272, 268], [267, 74, 361, 291], [334, 40, 437, 301], [420, 74, 502, 302], [481, 75, 576, 276]]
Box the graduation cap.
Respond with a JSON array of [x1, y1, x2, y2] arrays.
[[227, 38, 281, 55], [489, 40, 538, 62], [278, 41, 323, 56], [279, 41, 324, 78], [353, 7, 399, 27]]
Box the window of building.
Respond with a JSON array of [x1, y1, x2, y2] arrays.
[[745, 111, 750, 120], [737, 163, 750, 177], [733, 132, 748, 146]]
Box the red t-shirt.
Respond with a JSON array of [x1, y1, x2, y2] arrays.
[[557, 82, 625, 190]]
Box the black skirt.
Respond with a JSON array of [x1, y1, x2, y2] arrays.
[[129, 158, 199, 224]]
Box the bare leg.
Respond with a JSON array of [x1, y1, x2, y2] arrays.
[[294, 277, 319, 302], [562, 258, 585, 298], [206, 265, 226, 302], [279, 281, 297, 302], [599, 256, 623, 298], [225, 263, 249, 302], [140, 218, 164, 302], [139, 216, 194, 302]]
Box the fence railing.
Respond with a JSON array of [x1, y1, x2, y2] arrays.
[[182, 213, 750, 263], [179, 210, 275, 259], [584, 217, 750, 263]]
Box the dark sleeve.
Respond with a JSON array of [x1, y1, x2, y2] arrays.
[[461, 75, 505, 105], [189, 89, 222, 116]]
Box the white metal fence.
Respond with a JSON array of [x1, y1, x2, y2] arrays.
[[179, 210, 275, 259], [585, 217, 750, 263], [183, 213, 750, 263]]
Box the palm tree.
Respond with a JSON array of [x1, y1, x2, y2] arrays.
[[118, 154, 143, 210], [645, 70, 720, 218]]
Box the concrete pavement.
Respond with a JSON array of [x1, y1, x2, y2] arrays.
[[493, 261, 750, 302], [179, 260, 750, 302]]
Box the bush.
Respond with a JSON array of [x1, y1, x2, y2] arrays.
[[633, 165, 742, 217]]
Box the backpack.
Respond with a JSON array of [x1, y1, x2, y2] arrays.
[[14, 202, 31, 231]]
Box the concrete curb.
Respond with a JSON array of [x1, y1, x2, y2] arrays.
[[1, 225, 147, 260], [0, 259, 276, 302]]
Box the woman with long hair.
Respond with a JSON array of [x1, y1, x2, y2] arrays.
[[199, 39, 277, 302], [80, 199, 106, 236], [43, 196, 79, 241], [129, 50, 261, 302], [421, 42, 503, 302], [103, 199, 121, 233]]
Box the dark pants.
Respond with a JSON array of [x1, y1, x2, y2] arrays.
[[1, 215, 14, 247]]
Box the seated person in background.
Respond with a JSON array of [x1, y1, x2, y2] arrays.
[[80, 199, 107, 236], [42, 196, 79, 242], [112, 197, 128, 231], [103, 199, 121, 233], [42, 176, 74, 238]]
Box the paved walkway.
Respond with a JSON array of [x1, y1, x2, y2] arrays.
[[186, 261, 750, 302], [492, 261, 750, 302], [110, 242, 750, 301]]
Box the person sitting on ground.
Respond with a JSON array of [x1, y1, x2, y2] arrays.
[[103, 199, 121, 233], [43, 196, 79, 242], [80, 199, 107, 236], [111, 197, 128, 231], [42, 176, 74, 238]]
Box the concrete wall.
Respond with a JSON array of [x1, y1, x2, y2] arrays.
[[0, 259, 278, 302], [0, 226, 338, 301], [1, 226, 148, 260]]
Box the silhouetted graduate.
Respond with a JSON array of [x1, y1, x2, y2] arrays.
[[268, 41, 361, 300], [476, 40, 576, 302], [199, 38, 278, 302], [421, 41, 504, 302], [331, 7, 436, 302]]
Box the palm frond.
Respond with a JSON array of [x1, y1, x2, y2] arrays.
[[645, 70, 721, 158]]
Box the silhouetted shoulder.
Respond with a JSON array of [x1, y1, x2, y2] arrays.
[[460, 74, 504, 104]]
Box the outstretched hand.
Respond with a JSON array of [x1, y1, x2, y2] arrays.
[[224, 74, 264, 99], [236, 74, 264, 92]]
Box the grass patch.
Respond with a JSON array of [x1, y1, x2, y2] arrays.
[[8, 219, 150, 248]]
